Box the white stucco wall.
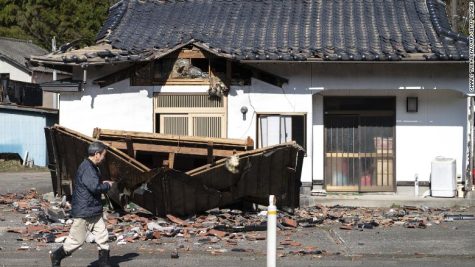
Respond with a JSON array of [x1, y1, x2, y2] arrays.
[[60, 79, 153, 136], [0, 60, 31, 82], [228, 82, 314, 183], [60, 65, 214, 137], [154, 85, 209, 94], [59, 62, 468, 187], [60, 65, 154, 136], [234, 62, 468, 184], [307, 63, 468, 184], [313, 89, 467, 183], [228, 63, 314, 183], [396, 90, 466, 182], [308, 63, 467, 92]]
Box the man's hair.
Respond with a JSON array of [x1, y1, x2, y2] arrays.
[[87, 141, 106, 156]]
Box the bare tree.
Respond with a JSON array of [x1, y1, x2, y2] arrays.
[[445, 0, 470, 35]]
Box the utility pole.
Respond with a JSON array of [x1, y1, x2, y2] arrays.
[[52, 37, 57, 81], [51, 36, 59, 109]]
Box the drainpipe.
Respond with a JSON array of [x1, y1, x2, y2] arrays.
[[82, 65, 88, 85], [311, 97, 314, 192]]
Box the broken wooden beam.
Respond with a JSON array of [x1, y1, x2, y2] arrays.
[[46, 125, 304, 216]]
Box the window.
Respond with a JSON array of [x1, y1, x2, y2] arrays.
[[257, 114, 306, 150], [156, 113, 224, 138], [154, 93, 227, 138]]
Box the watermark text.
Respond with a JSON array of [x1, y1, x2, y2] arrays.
[[470, 1, 474, 92]]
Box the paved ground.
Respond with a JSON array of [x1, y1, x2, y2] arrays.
[[0, 171, 53, 195], [1, 172, 475, 266], [1, 221, 474, 267]]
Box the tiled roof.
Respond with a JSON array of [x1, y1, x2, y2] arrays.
[[0, 37, 50, 72], [94, 0, 468, 61]]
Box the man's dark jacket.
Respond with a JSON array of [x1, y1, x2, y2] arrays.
[[71, 158, 110, 218]]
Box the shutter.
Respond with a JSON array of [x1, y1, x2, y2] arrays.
[[161, 115, 189, 135], [155, 93, 227, 138], [155, 94, 223, 108], [192, 116, 222, 138]]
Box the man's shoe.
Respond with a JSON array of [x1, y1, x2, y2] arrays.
[[49, 246, 67, 267], [98, 249, 112, 267]]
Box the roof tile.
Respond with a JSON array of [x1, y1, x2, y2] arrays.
[[36, 0, 470, 64]]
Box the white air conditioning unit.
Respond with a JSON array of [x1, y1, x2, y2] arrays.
[[431, 157, 456, 197]]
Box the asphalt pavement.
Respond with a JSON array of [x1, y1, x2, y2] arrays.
[[0, 172, 474, 267], [0, 171, 53, 195]]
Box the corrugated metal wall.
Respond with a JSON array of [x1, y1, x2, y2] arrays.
[[0, 109, 57, 166]]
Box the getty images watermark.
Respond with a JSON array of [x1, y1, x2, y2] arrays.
[[470, 1, 474, 92]]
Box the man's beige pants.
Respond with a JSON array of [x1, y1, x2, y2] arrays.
[[63, 214, 109, 253]]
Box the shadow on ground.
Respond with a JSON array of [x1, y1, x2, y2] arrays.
[[87, 252, 139, 267]]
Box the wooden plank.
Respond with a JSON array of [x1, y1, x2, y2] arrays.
[[44, 128, 60, 195], [187, 142, 298, 176], [49, 123, 305, 216], [377, 159, 393, 186], [154, 79, 210, 85], [168, 153, 175, 169], [245, 137, 254, 149], [53, 125, 150, 171], [125, 136, 135, 158], [108, 141, 237, 157], [177, 49, 206, 59], [325, 185, 359, 192], [96, 128, 250, 147], [92, 127, 101, 139], [207, 141, 214, 164]]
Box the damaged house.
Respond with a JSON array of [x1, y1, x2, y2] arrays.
[[45, 125, 303, 216], [31, 0, 470, 202]]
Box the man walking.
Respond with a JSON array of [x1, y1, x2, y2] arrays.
[[50, 141, 114, 267]]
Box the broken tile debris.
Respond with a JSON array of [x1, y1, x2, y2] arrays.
[[1, 189, 473, 257]]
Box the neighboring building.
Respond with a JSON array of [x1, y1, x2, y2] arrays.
[[30, 0, 470, 195], [0, 37, 69, 166], [0, 104, 58, 166], [0, 37, 69, 108]]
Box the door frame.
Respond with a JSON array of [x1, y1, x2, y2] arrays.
[[323, 96, 396, 192]]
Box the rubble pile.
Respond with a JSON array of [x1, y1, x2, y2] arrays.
[[1, 190, 472, 255], [1, 190, 72, 243], [293, 204, 450, 230]]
